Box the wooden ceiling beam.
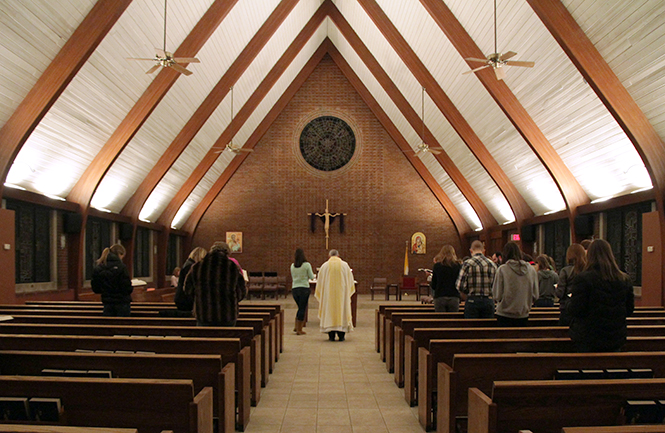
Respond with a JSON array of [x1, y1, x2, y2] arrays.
[[356, 0, 529, 230], [0, 0, 133, 201], [420, 0, 588, 217], [121, 0, 302, 219], [329, 5, 495, 232], [327, 43, 472, 236], [157, 3, 329, 228], [182, 41, 330, 233], [66, 0, 239, 208], [529, 0, 665, 288]]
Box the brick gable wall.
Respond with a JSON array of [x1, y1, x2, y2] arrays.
[[193, 55, 461, 292]]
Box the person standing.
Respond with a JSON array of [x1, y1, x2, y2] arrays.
[[568, 239, 634, 352], [315, 249, 355, 341], [174, 246, 207, 312], [455, 240, 497, 318], [430, 245, 462, 312], [184, 242, 246, 327], [492, 242, 539, 326], [290, 248, 314, 335], [91, 244, 133, 317], [555, 243, 587, 326], [534, 254, 558, 307], [170, 267, 181, 287]]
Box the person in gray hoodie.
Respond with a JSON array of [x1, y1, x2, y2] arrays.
[[492, 242, 539, 326], [534, 254, 558, 307]]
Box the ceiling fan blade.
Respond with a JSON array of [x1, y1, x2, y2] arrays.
[[499, 51, 517, 61], [494, 65, 506, 80], [463, 64, 492, 75], [465, 57, 489, 63], [429, 149, 442, 155], [145, 64, 161, 74], [174, 57, 200, 64], [505, 60, 535, 68], [169, 62, 192, 76], [127, 57, 158, 61]]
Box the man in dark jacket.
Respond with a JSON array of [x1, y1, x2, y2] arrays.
[[184, 241, 246, 326]]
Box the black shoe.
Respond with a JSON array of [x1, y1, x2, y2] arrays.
[[337, 331, 345, 341], [328, 332, 335, 341]]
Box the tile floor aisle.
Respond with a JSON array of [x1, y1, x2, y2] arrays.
[[245, 297, 426, 433]]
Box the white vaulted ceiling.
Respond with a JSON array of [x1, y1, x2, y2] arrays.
[[1, 0, 663, 234]]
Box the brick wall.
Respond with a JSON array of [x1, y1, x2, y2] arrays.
[[193, 55, 461, 293]]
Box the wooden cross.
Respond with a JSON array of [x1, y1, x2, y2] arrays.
[[308, 199, 346, 249]]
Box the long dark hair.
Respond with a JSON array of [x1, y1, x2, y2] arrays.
[[502, 241, 522, 262], [294, 248, 306, 268], [585, 239, 629, 282], [566, 243, 586, 276]]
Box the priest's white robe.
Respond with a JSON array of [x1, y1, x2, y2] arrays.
[[315, 256, 355, 333]]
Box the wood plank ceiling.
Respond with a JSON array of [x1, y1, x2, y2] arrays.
[[1, 0, 664, 239]]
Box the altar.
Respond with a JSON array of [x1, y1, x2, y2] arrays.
[[303, 280, 358, 328]]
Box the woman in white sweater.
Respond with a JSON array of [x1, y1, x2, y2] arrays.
[[492, 241, 539, 326]]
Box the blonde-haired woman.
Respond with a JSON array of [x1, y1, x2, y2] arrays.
[[430, 245, 462, 312], [91, 244, 133, 317], [175, 246, 207, 312]]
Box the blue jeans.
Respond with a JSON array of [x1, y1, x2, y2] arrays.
[[103, 303, 131, 317], [463, 296, 494, 318], [292, 287, 310, 321]]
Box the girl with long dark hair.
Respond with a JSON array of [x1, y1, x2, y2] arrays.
[[555, 243, 586, 325], [290, 248, 314, 335]]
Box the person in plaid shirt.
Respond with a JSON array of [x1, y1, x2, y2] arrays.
[[455, 240, 498, 318]]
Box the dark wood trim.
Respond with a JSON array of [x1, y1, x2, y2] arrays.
[[158, 2, 330, 228], [67, 0, 239, 209], [88, 208, 132, 224], [182, 42, 331, 233], [420, 0, 587, 219], [121, 0, 301, 219], [523, 210, 569, 227], [328, 44, 471, 236], [0, 0, 133, 199], [577, 190, 655, 215], [3, 187, 79, 212], [328, 5, 486, 234]]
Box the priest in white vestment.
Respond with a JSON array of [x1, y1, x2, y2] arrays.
[[315, 249, 355, 341]]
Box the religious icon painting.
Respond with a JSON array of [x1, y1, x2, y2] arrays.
[[411, 232, 426, 254], [226, 232, 242, 253]]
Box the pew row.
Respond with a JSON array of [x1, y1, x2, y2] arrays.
[[0, 350, 234, 433], [468, 378, 665, 433], [0, 426, 144, 433], [419, 336, 665, 431], [0, 334, 251, 432], [0, 375, 212, 433], [438, 351, 665, 433], [562, 426, 665, 433]]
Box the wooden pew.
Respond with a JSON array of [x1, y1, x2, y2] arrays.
[[0, 375, 212, 433], [562, 427, 665, 433], [420, 336, 665, 431], [402, 322, 665, 408], [0, 426, 142, 433], [438, 351, 665, 433], [0, 350, 235, 433], [0, 321, 264, 407], [1, 315, 268, 401], [468, 378, 665, 433], [0, 334, 251, 432]]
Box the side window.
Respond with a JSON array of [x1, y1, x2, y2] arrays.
[[85, 217, 111, 280], [6, 199, 51, 284], [134, 226, 151, 278]]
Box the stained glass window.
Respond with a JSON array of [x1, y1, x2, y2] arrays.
[[300, 116, 355, 171]]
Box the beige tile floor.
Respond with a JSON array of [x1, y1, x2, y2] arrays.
[[245, 295, 426, 433]]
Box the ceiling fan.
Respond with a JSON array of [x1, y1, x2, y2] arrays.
[[127, 0, 199, 76], [213, 86, 253, 154], [405, 87, 443, 156], [463, 0, 535, 80]]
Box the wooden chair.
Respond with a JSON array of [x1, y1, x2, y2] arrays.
[[370, 278, 388, 300], [418, 282, 430, 299], [247, 276, 264, 300], [276, 276, 287, 298], [262, 277, 279, 299], [398, 276, 419, 300]]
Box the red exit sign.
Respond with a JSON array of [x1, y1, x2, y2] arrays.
[[511, 233, 521, 241]]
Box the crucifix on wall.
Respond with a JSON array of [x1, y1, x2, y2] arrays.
[[308, 199, 346, 249]]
